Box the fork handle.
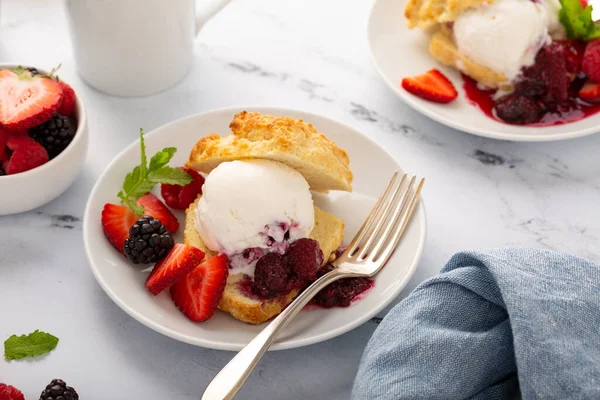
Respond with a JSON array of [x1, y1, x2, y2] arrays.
[[201, 268, 349, 400]]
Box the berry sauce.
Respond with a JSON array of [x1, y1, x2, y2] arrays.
[[463, 75, 600, 126]]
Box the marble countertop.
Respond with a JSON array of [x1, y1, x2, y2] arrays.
[[1, 0, 599, 398]]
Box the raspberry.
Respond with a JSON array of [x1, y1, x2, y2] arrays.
[[0, 383, 24, 400], [582, 39, 600, 82], [313, 264, 374, 308], [494, 95, 543, 124], [3, 136, 49, 175], [253, 252, 290, 298], [161, 167, 205, 210], [284, 238, 324, 282]]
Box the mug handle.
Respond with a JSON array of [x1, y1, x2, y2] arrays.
[[195, 0, 233, 35]]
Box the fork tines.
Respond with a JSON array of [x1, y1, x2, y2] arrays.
[[347, 172, 424, 266]]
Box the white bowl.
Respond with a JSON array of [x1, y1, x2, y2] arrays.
[[0, 64, 88, 215]]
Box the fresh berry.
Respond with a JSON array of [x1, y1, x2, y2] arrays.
[[0, 383, 24, 400], [57, 81, 76, 117], [39, 379, 79, 400], [0, 68, 62, 131], [24, 67, 40, 76], [136, 193, 179, 233], [101, 203, 138, 254], [0, 166, 5, 176], [2, 136, 49, 175], [401, 69, 458, 103], [170, 254, 228, 322], [284, 238, 324, 282], [161, 167, 205, 210], [494, 95, 543, 124], [29, 114, 76, 159], [579, 81, 600, 103], [0, 129, 9, 162], [313, 264, 374, 308], [124, 216, 175, 264], [253, 252, 290, 298], [145, 243, 205, 295], [582, 39, 600, 82]]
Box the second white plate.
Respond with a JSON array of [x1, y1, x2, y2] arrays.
[[368, 0, 600, 141]]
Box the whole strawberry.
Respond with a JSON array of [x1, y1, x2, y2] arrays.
[[57, 81, 76, 117]]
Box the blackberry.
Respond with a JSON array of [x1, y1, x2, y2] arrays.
[[40, 379, 79, 400], [124, 216, 174, 264], [29, 114, 76, 159], [25, 67, 41, 76]]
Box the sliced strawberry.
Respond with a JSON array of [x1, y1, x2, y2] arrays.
[[401, 69, 458, 103], [137, 193, 179, 233], [0, 68, 63, 131], [3, 136, 48, 175], [161, 167, 205, 210], [170, 254, 229, 322], [145, 244, 205, 295], [57, 81, 76, 117], [101, 203, 138, 254], [579, 81, 600, 103], [0, 383, 25, 400]]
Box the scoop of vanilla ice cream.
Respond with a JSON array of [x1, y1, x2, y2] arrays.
[[195, 159, 314, 274], [453, 0, 552, 81]]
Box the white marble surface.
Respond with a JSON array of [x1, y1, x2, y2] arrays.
[[1, 0, 599, 398]]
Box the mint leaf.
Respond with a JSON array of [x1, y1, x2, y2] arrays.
[[4, 330, 59, 360], [559, 0, 600, 40], [147, 167, 193, 185], [149, 148, 177, 171], [117, 129, 189, 215]]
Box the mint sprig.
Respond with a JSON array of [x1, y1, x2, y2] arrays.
[[4, 330, 59, 361], [117, 129, 192, 215], [559, 0, 600, 40]]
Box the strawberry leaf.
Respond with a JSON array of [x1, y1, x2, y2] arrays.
[[149, 147, 177, 171], [147, 167, 193, 185]]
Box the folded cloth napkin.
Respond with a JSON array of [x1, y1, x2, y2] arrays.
[[352, 248, 600, 400]]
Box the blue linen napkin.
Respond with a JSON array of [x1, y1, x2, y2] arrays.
[[352, 248, 600, 399]]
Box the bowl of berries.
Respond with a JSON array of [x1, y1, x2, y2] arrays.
[[0, 64, 87, 215]]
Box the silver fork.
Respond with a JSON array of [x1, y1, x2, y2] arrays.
[[201, 172, 424, 400]]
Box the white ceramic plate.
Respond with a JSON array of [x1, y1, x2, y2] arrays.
[[368, 0, 600, 142], [83, 106, 426, 351]]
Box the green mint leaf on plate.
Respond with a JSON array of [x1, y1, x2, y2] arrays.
[[149, 147, 177, 171], [117, 129, 190, 216], [147, 166, 193, 185], [4, 330, 59, 360], [559, 0, 600, 40]]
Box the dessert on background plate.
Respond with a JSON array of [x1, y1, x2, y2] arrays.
[[402, 0, 600, 126], [99, 111, 374, 325]]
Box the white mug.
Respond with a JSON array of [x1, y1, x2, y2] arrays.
[[65, 0, 232, 97]]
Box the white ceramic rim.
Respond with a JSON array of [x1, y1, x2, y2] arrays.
[[83, 105, 427, 350], [366, 1, 600, 142], [0, 63, 88, 181]]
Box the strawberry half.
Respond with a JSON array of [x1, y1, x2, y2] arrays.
[[57, 81, 76, 117], [402, 69, 458, 103], [0, 68, 63, 131], [137, 193, 179, 233], [101, 203, 138, 254], [161, 167, 205, 210], [579, 81, 600, 103], [0, 383, 25, 400], [3, 136, 49, 175], [170, 254, 229, 322], [145, 244, 205, 295]]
